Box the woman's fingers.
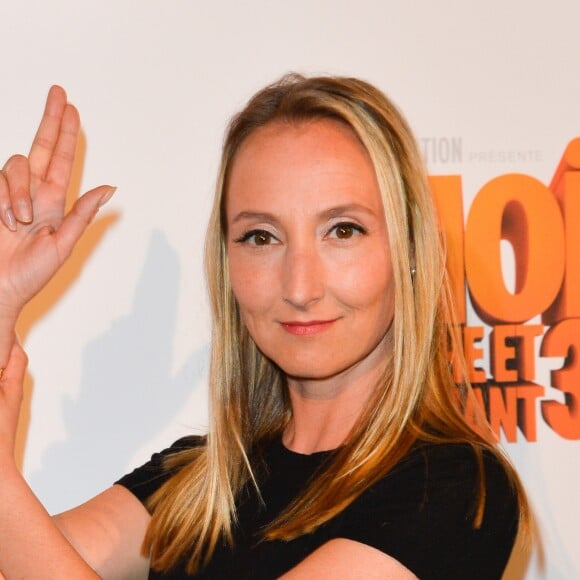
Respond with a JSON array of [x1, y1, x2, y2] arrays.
[[0, 170, 16, 231], [1, 155, 32, 225], [45, 103, 80, 190], [0, 87, 81, 233], [53, 185, 116, 261], [28, 85, 68, 187]]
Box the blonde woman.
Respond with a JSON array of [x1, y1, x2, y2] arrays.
[[0, 76, 527, 579]]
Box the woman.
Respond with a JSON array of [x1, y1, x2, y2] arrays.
[[0, 75, 527, 578]]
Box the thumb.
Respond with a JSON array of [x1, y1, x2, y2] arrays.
[[54, 185, 116, 260]]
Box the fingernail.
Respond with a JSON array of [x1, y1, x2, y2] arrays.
[[4, 208, 16, 231], [98, 186, 117, 208], [17, 199, 32, 223]]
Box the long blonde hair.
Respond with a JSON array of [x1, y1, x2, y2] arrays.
[[144, 74, 528, 573]]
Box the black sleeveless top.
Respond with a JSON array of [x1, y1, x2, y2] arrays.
[[117, 436, 518, 579]]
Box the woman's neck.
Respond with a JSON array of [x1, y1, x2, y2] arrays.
[[282, 363, 381, 455]]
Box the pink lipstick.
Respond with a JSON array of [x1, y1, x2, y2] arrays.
[[280, 319, 338, 336]]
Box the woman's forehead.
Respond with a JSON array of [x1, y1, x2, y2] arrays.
[[234, 117, 367, 161], [226, 119, 382, 213]]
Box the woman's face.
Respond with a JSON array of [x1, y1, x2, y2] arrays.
[[226, 119, 395, 384]]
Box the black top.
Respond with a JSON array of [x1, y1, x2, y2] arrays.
[[116, 436, 519, 579]]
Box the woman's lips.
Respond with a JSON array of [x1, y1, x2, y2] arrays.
[[280, 319, 339, 336]]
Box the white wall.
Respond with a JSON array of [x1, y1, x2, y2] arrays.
[[1, 2, 578, 577]]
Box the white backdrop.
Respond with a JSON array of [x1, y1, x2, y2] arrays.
[[0, 2, 578, 578]]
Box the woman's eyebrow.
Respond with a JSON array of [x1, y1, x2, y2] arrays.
[[231, 204, 377, 225], [319, 203, 376, 219], [231, 210, 280, 225]]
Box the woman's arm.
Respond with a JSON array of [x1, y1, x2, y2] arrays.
[[280, 539, 417, 580], [0, 341, 151, 578], [0, 342, 96, 577], [54, 485, 151, 579], [0, 87, 125, 577]]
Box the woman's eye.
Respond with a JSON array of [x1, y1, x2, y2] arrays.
[[236, 230, 276, 246], [328, 222, 365, 240]]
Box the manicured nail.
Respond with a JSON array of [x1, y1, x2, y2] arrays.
[[16, 199, 32, 223], [98, 186, 117, 208], [4, 208, 16, 231]]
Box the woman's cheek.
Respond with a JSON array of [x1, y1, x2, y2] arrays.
[[230, 256, 279, 315], [327, 249, 392, 306]]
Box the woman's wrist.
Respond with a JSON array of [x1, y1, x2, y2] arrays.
[[0, 306, 19, 327], [0, 310, 20, 368]]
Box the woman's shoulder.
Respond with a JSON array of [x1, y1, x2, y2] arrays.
[[338, 441, 519, 579], [367, 441, 518, 520], [115, 435, 205, 504], [397, 440, 514, 483]]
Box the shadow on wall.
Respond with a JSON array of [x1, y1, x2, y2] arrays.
[[26, 229, 208, 514]]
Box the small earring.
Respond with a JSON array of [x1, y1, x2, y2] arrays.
[[410, 266, 416, 277]]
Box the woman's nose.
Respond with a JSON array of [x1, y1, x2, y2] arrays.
[[282, 245, 325, 310]]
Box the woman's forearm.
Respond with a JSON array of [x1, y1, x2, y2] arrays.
[[0, 461, 99, 578], [0, 338, 98, 577]]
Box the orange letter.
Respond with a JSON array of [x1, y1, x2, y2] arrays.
[[488, 386, 518, 442], [515, 324, 543, 381], [463, 387, 492, 438], [544, 138, 580, 324], [540, 318, 580, 439], [463, 326, 487, 383], [430, 175, 466, 324], [490, 324, 543, 383], [516, 383, 544, 442], [490, 325, 518, 383], [465, 175, 565, 324]]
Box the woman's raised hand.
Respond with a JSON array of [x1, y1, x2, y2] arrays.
[[0, 86, 114, 325]]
